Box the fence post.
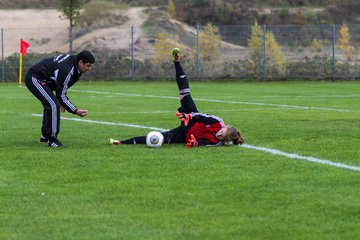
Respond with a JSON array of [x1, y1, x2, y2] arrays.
[[332, 24, 336, 80], [263, 25, 267, 80], [131, 26, 135, 80], [196, 25, 200, 79], [1, 28, 4, 81]]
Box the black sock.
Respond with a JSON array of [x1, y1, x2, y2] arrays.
[[121, 136, 146, 144], [175, 62, 190, 95]]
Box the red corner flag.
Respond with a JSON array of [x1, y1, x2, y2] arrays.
[[18, 39, 30, 87], [20, 39, 30, 56]]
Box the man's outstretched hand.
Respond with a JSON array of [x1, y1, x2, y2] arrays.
[[76, 109, 88, 117]]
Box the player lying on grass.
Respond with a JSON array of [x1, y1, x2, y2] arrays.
[[110, 48, 244, 148]]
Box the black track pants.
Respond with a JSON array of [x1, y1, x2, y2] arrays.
[[25, 72, 60, 138]]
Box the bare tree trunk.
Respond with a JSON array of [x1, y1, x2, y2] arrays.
[[68, 16, 73, 53]]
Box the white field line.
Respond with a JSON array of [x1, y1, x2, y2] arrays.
[[94, 108, 292, 115], [31, 114, 165, 132], [244, 94, 360, 99], [31, 114, 360, 172], [241, 144, 360, 172], [70, 89, 356, 113]]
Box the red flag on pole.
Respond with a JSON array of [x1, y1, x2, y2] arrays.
[[20, 39, 30, 56], [19, 39, 30, 87]]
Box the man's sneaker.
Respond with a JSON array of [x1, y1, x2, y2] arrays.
[[110, 138, 121, 145], [39, 135, 49, 143], [48, 137, 63, 147], [172, 48, 180, 62]]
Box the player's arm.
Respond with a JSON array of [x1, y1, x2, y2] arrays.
[[55, 67, 77, 113], [197, 139, 221, 146], [55, 67, 85, 116], [191, 113, 225, 125], [55, 70, 87, 117], [186, 134, 224, 148], [176, 112, 224, 126]]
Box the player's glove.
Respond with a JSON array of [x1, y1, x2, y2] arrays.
[[176, 111, 192, 126], [186, 134, 198, 148]]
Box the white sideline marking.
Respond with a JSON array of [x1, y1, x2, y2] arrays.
[[241, 144, 360, 172], [31, 114, 166, 132], [31, 114, 360, 172], [70, 89, 356, 113], [247, 94, 359, 99]]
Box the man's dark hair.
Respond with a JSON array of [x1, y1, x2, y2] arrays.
[[77, 50, 95, 64]]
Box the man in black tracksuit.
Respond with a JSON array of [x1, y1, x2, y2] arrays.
[[25, 50, 95, 147]]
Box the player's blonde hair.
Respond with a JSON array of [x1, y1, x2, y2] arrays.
[[225, 125, 244, 145]]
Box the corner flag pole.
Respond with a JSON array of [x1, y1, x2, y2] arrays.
[[19, 39, 29, 87], [18, 53, 23, 87]]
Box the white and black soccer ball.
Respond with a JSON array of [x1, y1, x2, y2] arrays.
[[146, 131, 164, 148]]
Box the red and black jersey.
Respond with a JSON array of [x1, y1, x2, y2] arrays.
[[185, 113, 225, 146]]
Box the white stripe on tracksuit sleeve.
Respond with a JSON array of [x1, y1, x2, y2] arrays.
[[59, 67, 77, 113]]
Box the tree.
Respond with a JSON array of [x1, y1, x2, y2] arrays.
[[247, 21, 286, 79], [247, 21, 264, 79], [60, 0, 85, 53], [266, 31, 286, 77], [154, 32, 185, 63], [167, 0, 175, 17], [196, 23, 223, 77], [337, 23, 356, 61], [198, 23, 222, 64]]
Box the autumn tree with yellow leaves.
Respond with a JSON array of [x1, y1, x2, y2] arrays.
[[247, 21, 286, 79], [154, 32, 185, 63], [198, 23, 223, 64], [196, 23, 223, 76], [167, 0, 175, 17], [337, 24, 356, 61]]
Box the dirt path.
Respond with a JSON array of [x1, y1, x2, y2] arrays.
[[0, 7, 147, 57], [0, 9, 68, 56], [68, 7, 147, 52]]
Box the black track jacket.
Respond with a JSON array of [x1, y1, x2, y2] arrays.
[[29, 54, 81, 114]]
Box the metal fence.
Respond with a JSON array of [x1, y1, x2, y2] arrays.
[[1, 24, 360, 81]]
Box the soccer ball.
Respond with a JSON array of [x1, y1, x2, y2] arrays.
[[146, 131, 164, 148]]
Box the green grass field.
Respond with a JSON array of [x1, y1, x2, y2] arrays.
[[0, 81, 359, 240]]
